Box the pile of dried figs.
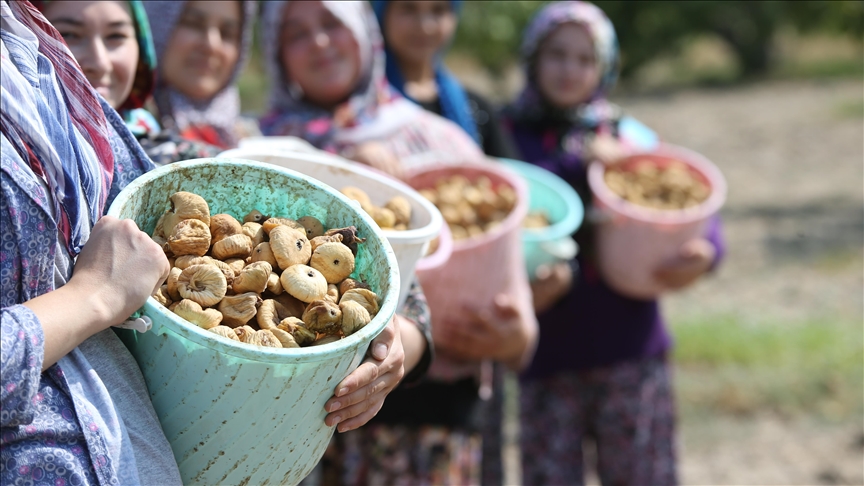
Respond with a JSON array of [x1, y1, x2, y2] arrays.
[[603, 160, 710, 210], [523, 211, 551, 229], [340, 186, 411, 231], [417, 174, 517, 241], [149, 191, 380, 349]]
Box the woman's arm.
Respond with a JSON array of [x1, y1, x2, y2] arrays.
[[23, 216, 169, 370]]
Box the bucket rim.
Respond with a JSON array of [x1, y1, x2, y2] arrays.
[[219, 147, 444, 246], [497, 158, 584, 243], [587, 143, 727, 225], [405, 159, 530, 253], [107, 157, 400, 362]]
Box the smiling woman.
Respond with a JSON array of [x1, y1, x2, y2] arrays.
[[144, 0, 258, 149], [40, 1, 139, 109]]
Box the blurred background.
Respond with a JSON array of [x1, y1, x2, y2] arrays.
[[240, 2, 863, 484]]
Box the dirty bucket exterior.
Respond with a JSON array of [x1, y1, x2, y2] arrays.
[[407, 161, 529, 381], [106, 159, 399, 485], [499, 158, 584, 279], [587, 144, 727, 300], [219, 147, 444, 310]]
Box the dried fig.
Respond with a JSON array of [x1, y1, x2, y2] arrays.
[[297, 216, 325, 239], [340, 300, 371, 336], [269, 226, 311, 269], [257, 299, 294, 330], [209, 214, 242, 244], [218, 292, 262, 328], [212, 233, 254, 260], [280, 264, 328, 303], [166, 266, 183, 301], [171, 191, 210, 226], [324, 226, 365, 256], [302, 300, 342, 333], [278, 318, 316, 346], [152, 285, 172, 307], [266, 271, 283, 295], [270, 327, 300, 348], [236, 327, 282, 348], [310, 242, 355, 284], [208, 325, 240, 341], [340, 186, 372, 208], [243, 209, 268, 224], [224, 258, 246, 274], [262, 217, 304, 234], [325, 284, 339, 304], [309, 233, 343, 252], [340, 288, 379, 316], [242, 222, 266, 247], [174, 299, 223, 329], [338, 278, 370, 295], [177, 264, 227, 307], [250, 242, 278, 267], [232, 261, 272, 294], [371, 207, 397, 229], [385, 196, 411, 226], [270, 291, 306, 318], [168, 219, 211, 257]]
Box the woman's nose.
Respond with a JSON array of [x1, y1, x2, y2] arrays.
[[79, 37, 111, 80], [201, 26, 224, 53], [313, 30, 330, 49]]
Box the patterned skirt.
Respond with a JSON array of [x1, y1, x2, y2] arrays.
[[519, 357, 677, 486]]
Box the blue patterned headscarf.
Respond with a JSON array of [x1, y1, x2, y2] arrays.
[[370, 0, 479, 144]]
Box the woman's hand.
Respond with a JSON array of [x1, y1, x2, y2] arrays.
[[654, 238, 716, 290], [71, 216, 170, 323], [434, 294, 531, 369], [530, 262, 573, 313], [26, 216, 169, 369], [324, 316, 405, 432], [587, 133, 628, 165], [344, 141, 404, 180]]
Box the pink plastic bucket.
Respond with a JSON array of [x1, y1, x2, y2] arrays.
[[587, 144, 727, 300], [414, 218, 453, 273], [407, 161, 529, 378]]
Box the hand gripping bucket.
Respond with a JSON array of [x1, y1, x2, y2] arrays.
[[587, 144, 727, 300], [219, 147, 446, 310], [106, 159, 399, 485], [498, 158, 584, 279], [406, 161, 529, 379]]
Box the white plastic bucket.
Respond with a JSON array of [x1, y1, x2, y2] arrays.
[[219, 147, 445, 309]]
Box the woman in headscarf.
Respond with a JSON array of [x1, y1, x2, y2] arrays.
[[258, 0, 487, 177], [261, 2, 538, 484], [500, 3, 725, 484], [36, 0, 222, 165], [1, 1, 180, 483], [143, 0, 259, 149], [371, 0, 519, 159], [1, 2, 410, 483]]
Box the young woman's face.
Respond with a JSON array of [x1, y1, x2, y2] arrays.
[[535, 23, 601, 109], [280, 1, 361, 108], [160, 1, 241, 101], [383, 0, 456, 68], [43, 1, 138, 109]]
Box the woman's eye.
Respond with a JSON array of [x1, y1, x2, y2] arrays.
[[57, 31, 80, 41]]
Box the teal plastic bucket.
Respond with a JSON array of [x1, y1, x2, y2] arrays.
[[106, 159, 399, 485], [499, 158, 584, 278]]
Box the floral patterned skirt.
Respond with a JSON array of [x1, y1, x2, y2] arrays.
[[519, 357, 677, 486], [302, 424, 482, 486]]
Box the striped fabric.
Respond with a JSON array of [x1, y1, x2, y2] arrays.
[[0, 0, 114, 256]]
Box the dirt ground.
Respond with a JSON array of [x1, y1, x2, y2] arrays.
[[493, 78, 864, 486], [619, 78, 864, 486]]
